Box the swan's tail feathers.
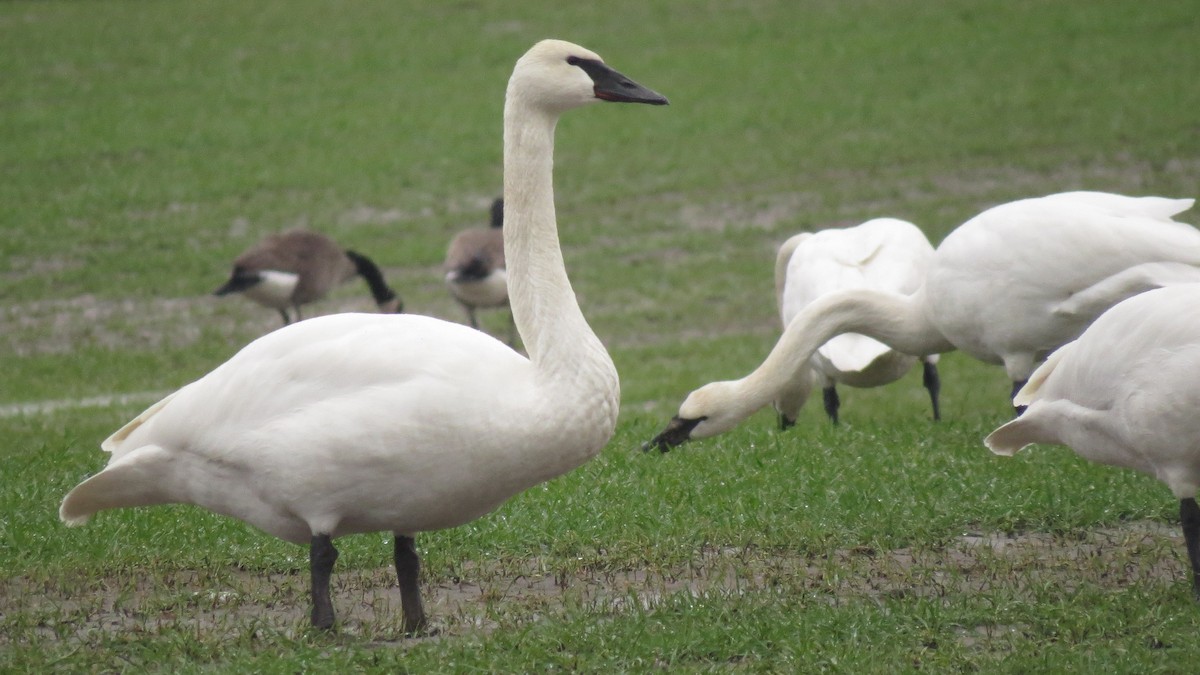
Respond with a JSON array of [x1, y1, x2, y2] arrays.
[[985, 402, 1069, 457], [101, 391, 179, 453], [1011, 341, 1074, 407], [1143, 196, 1194, 221], [59, 445, 174, 526], [984, 419, 1038, 457]]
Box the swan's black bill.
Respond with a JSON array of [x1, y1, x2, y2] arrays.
[[569, 56, 669, 106], [642, 415, 703, 453]]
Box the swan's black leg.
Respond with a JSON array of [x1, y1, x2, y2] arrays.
[[922, 360, 941, 422], [777, 412, 795, 431], [310, 534, 339, 629], [1181, 497, 1200, 601], [394, 534, 428, 634], [822, 386, 840, 425], [1010, 379, 1027, 417]]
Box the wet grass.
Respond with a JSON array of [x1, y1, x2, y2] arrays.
[[4, 0, 1200, 671]]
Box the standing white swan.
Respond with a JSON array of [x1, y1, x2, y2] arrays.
[[59, 39, 667, 632], [771, 218, 940, 428], [648, 191, 1199, 450], [985, 284, 1200, 600]]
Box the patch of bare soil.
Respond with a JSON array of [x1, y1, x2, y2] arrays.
[[2, 521, 1187, 646]]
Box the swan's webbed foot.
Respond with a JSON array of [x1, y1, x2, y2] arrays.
[[309, 534, 339, 629], [394, 534, 428, 635], [822, 386, 840, 425], [1181, 497, 1200, 602], [922, 359, 941, 422]]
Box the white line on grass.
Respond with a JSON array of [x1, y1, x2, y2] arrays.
[[0, 391, 168, 418]]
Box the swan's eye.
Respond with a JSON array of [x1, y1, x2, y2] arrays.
[[566, 55, 580, 65]]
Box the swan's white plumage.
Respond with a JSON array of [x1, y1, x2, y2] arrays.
[[986, 284, 1200, 499], [770, 219, 937, 425], [59, 39, 658, 555], [926, 191, 1199, 381], [984, 284, 1200, 599], [651, 191, 1199, 447], [781, 218, 934, 380]]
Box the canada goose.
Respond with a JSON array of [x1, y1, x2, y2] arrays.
[[648, 192, 1199, 451], [60, 39, 667, 632], [214, 228, 403, 325], [771, 219, 940, 428], [986, 284, 1200, 600], [444, 197, 514, 343]]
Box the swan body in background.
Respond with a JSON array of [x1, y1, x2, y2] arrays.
[[445, 197, 514, 343], [772, 218, 940, 427], [214, 228, 403, 325], [61, 39, 667, 631], [648, 191, 1199, 451], [986, 284, 1200, 600]]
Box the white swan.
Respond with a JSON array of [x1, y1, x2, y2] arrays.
[[444, 197, 513, 343], [771, 218, 940, 428], [60, 39, 667, 632], [648, 191, 1199, 450], [985, 284, 1200, 600], [214, 228, 403, 325]]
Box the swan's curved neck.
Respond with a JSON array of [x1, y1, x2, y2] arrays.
[[736, 287, 952, 409], [502, 95, 617, 394]]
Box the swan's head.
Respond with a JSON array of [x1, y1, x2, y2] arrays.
[[509, 39, 668, 113], [643, 381, 753, 452]]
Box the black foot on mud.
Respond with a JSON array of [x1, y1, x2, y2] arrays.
[[310, 534, 339, 629], [394, 534, 429, 635]]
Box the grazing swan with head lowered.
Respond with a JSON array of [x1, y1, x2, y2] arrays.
[[648, 191, 1199, 451], [445, 197, 514, 343], [214, 228, 403, 325], [60, 39, 667, 632], [772, 218, 940, 428], [986, 284, 1200, 600]]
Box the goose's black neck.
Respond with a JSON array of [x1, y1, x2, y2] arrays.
[[345, 250, 402, 309]]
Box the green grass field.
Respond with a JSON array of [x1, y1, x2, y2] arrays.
[[4, 0, 1200, 671]]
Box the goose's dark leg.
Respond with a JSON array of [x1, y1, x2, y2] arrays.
[[922, 359, 941, 422], [466, 306, 479, 330], [394, 534, 427, 634], [310, 534, 339, 629], [1010, 379, 1027, 417], [777, 412, 796, 431], [822, 386, 840, 425], [279, 308, 292, 325], [1181, 497, 1200, 601]]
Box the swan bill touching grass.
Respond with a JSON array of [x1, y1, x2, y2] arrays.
[[214, 228, 403, 325], [986, 284, 1200, 600], [60, 39, 667, 632], [444, 197, 514, 343], [647, 191, 1200, 451], [771, 218, 940, 428]]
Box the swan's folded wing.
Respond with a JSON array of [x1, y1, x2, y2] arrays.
[[1053, 262, 1200, 318]]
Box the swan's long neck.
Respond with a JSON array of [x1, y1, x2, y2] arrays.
[[737, 287, 952, 410], [502, 93, 619, 405]]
